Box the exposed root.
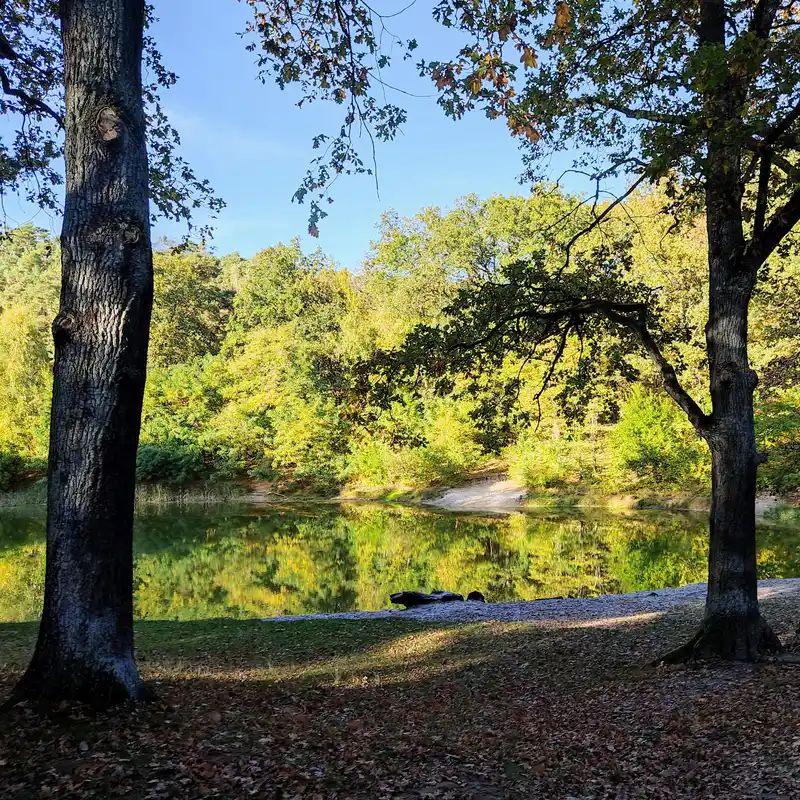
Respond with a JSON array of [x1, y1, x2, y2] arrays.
[[3, 657, 154, 711], [653, 613, 783, 666]]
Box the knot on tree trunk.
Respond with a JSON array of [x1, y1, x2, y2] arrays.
[[52, 309, 80, 343], [96, 106, 124, 143], [86, 218, 144, 250]]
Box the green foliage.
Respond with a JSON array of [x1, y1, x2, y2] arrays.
[[0, 452, 27, 492], [609, 388, 709, 490], [150, 248, 229, 368], [136, 444, 204, 485], [0, 187, 798, 498], [508, 436, 587, 491], [756, 387, 800, 494]]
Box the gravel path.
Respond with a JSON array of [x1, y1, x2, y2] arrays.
[[261, 577, 800, 624]]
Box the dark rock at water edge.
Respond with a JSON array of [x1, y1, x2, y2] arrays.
[[467, 591, 486, 602], [390, 590, 464, 608]]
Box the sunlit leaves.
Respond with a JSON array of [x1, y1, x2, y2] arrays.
[[243, 0, 415, 234]]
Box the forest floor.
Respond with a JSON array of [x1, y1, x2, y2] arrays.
[[3, 593, 800, 798]]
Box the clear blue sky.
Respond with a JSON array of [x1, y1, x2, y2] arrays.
[[5, 0, 586, 270]]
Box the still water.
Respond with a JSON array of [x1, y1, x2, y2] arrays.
[[1, 503, 799, 623]]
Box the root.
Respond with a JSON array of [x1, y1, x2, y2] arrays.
[[3, 656, 154, 711], [652, 614, 783, 666]]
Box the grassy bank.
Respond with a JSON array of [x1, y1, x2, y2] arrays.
[[3, 595, 800, 798], [0, 480, 249, 509]]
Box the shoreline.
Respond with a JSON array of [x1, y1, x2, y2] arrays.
[[261, 577, 800, 625]]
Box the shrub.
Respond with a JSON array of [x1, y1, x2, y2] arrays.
[[0, 451, 45, 491], [136, 443, 204, 484], [507, 435, 586, 490], [756, 388, 800, 495], [609, 386, 708, 490], [0, 451, 27, 491]]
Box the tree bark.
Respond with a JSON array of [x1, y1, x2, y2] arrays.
[[660, 4, 781, 660], [8, 0, 153, 706]]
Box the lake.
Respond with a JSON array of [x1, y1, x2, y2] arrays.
[[1, 503, 799, 623]]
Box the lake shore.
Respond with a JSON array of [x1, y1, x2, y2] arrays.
[[261, 576, 800, 625], [2, 472, 798, 519]]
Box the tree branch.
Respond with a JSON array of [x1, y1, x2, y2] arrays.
[[0, 65, 64, 128], [772, 151, 800, 182], [578, 97, 689, 126], [561, 172, 649, 273], [749, 0, 783, 38], [753, 149, 772, 241], [763, 98, 800, 148], [596, 304, 710, 435], [757, 184, 800, 264], [451, 294, 710, 435]]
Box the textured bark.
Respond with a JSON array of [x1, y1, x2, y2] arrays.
[[9, 0, 153, 706], [657, 0, 781, 663]]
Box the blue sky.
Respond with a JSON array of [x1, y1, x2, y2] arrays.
[[4, 0, 585, 270]]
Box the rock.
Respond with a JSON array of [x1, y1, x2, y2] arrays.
[[390, 590, 464, 608], [467, 591, 486, 602]]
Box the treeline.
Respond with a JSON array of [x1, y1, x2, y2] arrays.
[[1, 187, 799, 498]]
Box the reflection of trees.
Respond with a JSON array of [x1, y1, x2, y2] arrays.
[[0, 505, 797, 622]]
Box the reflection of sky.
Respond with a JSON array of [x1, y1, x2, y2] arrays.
[[0, 1, 624, 270]]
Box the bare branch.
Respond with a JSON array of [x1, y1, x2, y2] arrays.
[[561, 173, 649, 273]]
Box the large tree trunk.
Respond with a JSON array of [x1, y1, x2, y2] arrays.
[[661, 14, 781, 657], [9, 0, 153, 706]]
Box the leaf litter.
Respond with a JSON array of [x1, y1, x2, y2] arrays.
[[2, 593, 800, 798]]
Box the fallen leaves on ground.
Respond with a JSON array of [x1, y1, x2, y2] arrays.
[[2, 596, 800, 799]]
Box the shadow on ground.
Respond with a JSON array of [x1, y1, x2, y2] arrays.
[[2, 595, 800, 799]]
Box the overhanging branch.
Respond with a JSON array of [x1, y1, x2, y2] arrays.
[[756, 184, 800, 265], [451, 294, 710, 435]]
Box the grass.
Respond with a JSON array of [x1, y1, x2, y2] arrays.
[[4, 595, 800, 798], [0, 480, 248, 509]]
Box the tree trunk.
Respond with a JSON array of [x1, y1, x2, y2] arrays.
[[659, 28, 781, 658], [9, 0, 153, 707]]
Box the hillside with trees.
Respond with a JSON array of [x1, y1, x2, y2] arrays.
[[2, 187, 798, 502]]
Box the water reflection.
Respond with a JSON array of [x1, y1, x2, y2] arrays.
[[0, 503, 798, 622]]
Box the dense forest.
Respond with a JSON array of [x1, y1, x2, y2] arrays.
[[2, 186, 798, 501]]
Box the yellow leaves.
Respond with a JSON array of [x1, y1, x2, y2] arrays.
[[545, 1, 572, 47], [520, 46, 538, 69], [467, 74, 482, 95], [555, 0, 571, 30]]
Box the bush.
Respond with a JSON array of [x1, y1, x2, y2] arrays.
[[0, 451, 45, 491], [0, 451, 27, 491], [609, 387, 708, 490], [756, 388, 800, 495], [507, 435, 591, 490], [136, 443, 204, 484]]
